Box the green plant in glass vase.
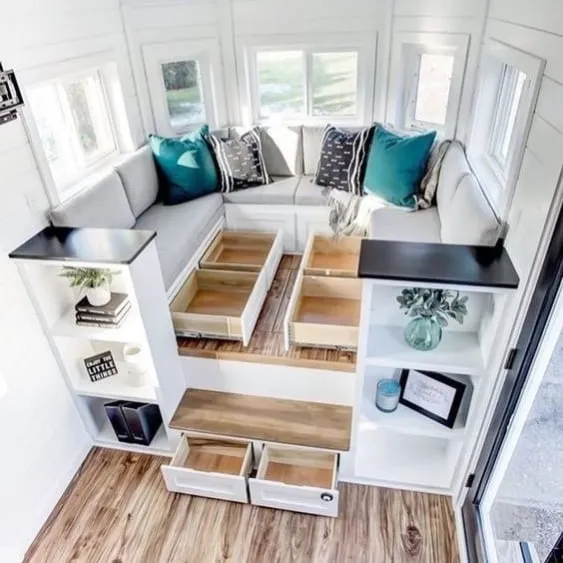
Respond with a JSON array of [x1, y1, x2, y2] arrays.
[[60, 267, 118, 307], [397, 288, 469, 351]]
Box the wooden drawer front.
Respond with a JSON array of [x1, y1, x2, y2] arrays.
[[249, 446, 339, 517], [161, 436, 252, 503], [284, 273, 361, 350], [301, 234, 362, 278], [169, 268, 267, 345], [199, 229, 283, 289]]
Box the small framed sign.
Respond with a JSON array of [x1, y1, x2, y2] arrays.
[[84, 351, 118, 382], [399, 369, 466, 428]]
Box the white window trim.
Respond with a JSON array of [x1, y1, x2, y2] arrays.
[[467, 40, 545, 220], [142, 39, 226, 136], [237, 33, 377, 127], [19, 52, 133, 205], [388, 32, 469, 137]]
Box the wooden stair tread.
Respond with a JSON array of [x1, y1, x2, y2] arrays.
[[170, 389, 352, 451]]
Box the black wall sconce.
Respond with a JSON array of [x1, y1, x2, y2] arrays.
[[0, 62, 24, 126]]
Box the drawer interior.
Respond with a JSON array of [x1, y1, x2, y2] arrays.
[[294, 276, 361, 327], [303, 235, 362, 277], [170, 269, 258, 317], [258, 446, 338, 489], [200, 231, 276, 270], [172, 435, 251, 476]]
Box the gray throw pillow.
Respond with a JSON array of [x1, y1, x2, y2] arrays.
[[207, 127, 271, 193]]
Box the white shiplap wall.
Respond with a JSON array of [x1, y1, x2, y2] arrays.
[[0, 2, 140, 560], [122, 0, 488, 136]]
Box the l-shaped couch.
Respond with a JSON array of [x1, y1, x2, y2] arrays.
[[50, 125, 500, 294]]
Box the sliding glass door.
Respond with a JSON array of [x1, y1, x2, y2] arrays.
[[463, 206, 563, 562]]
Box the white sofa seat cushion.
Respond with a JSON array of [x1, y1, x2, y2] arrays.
[[134, 193, 224, 290], [116, 145, 159, 218], [440, 175, 499, 245], [50, 171, 135, 229], [260, 126, 303, 176], [221, 176, 298, 205], [369, 207, 442, 243], [295, 176, 327, 206]]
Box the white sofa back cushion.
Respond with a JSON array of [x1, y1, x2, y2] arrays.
[[436, 142, 472, 217], [50, 171, 136, 229], [259, 126, 303, 176], [440, 174, 500, 245], [302, 126, 325, 175], [116, 145, 159, 218]]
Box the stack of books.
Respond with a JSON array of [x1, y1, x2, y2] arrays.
[[75, 293, 131, 328]]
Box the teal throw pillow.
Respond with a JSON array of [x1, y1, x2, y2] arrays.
[[149, 125, 218, 205], [363, 126, 436, 208]]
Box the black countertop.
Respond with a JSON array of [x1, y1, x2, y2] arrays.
[[9, 227, 156, 265], [358, 239, 519, 289]]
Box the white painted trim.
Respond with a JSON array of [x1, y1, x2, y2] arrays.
[[236, 32, 377, 126], [387, 31, 470, 137], [467, 39, 545, 220], [141, 39, 227, 136]]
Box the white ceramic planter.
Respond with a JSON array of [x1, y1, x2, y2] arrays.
[[123, 344, 150, 387], [86, 285, 111, 306]]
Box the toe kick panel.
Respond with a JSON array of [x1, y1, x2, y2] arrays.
[[249, 445, 339, 517]]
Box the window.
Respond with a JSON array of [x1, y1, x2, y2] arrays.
[[161, 60, 206, 131], [253, 48, 359, 120], [390, 33, 469, 137], [410, 53, 455, 127], [27, 70, 117, 193], [467, 40, 544, 217], [488, 66, 526, 175]]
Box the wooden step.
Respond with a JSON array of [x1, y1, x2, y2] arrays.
[[169, 389, 353, 451]]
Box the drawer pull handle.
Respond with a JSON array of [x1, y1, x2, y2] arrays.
[[320, 493, 333, 502]]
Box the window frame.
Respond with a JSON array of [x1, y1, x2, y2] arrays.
[[467, 40, 545, 219], [142, 39, 226, 137], [23, 60, 127, 203], [389, 32, 469, 137], [238, 33, 377, 126]]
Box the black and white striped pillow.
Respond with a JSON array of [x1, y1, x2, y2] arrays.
[[207, 127, 271, 193], [314, 125, 373, 195]]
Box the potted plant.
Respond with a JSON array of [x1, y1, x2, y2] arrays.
[[60, 267, 118, 307], [396, 288, 469, 351]]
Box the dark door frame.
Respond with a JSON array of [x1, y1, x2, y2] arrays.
[[462, 205, 563, 562]]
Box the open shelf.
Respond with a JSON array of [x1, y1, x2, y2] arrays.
[[359, 377, 465, 440], [365, 324, 484, 376], [355, 426, 461, 491], [52, 307, 144, 343], [72, 370, 158, 403], [95, 419, 171, 455]]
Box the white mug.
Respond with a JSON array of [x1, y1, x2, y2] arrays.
[[123, 344, 148, 386]]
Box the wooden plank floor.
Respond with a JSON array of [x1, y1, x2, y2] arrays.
[[26, 449, 460, 563], [177, 255, 357, 372]]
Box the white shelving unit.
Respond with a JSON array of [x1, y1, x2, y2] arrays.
[[10, 228, 185, 456], [342, 240, 520, 497]]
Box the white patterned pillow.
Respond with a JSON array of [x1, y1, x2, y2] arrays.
[[314, 125, 373, 195], [207, 127, 271, 193]]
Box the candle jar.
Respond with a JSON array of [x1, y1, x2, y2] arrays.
[[376, 378, 401, 413]]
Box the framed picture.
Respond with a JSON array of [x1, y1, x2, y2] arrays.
[[399, 369, 466, 428]]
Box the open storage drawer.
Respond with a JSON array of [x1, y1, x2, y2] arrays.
[[301, 234, 362, 277], [200, 229, 283, 288], [161, 435, 253, 502], [284, 274, 362, 350], [249, 445, 339, 517], [170, 269, 267, 345]]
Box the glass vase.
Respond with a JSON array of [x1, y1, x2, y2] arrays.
[[404, 317, 442, 351]]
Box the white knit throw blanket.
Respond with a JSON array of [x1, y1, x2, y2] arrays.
[[326, 139, 454, 237]]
